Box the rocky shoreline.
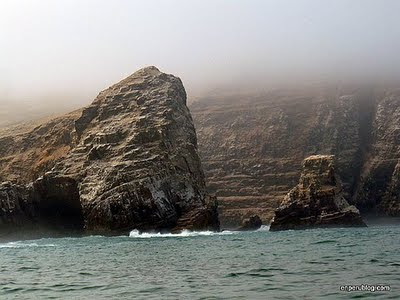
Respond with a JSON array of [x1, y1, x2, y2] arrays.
[[1, 67, 398, 236]]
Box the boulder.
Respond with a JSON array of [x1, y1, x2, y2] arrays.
[[237, 215, 262, 231], [270, 155, 366, 231]]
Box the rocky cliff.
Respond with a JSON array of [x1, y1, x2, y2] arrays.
[[191, 87, 400, 228], [269, 155, 366, 231], [0, 66, 219, 236], [2, 79, 399, 231]]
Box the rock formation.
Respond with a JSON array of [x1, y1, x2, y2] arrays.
[[0, 66, 219, 236], [0, 179, 84, 239], [191, 87, 400, 227], [2, 79, 400, 230], [379, 160, 400, 216], [269, 155, 366, 231], [353, 92, 400, 215], [0, 182, 37, 231], [236, 215, 262, 231]]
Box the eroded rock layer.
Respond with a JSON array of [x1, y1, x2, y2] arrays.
[[0, 67, 219, 235], [269, 155, 366, 231], [2, 81, 400, 230], [191, 87, 400, 227]]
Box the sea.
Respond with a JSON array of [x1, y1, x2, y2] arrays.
[[0, 224, 398, 299]]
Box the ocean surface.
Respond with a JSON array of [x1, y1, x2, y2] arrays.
[[0, 225, 398, 299]]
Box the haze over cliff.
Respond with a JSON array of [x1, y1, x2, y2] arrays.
[[1, 0, 400, 127], [1, 1, 400, 229]]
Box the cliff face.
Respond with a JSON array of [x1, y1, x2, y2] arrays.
[[2, 80, 399, 231], [354, 92, 400, 214], [270, 155, 366, 231], [0, 67, 219, 235], [191, 87, 400, 227]]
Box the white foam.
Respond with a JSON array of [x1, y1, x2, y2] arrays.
[[257, 225, 271, 232], [129, 229, 236, 238], [0, 242, 56, 249]]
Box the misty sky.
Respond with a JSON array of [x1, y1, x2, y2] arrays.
[[1, 0, 400, 109]]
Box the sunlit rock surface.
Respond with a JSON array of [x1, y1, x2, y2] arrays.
[[0, 67, 219, 235]]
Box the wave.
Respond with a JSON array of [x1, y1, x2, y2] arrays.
[[0, 242, 56, 249], [129, 229, 237, 238], [129, 225, 271, 238], [257, 225, 270, 231]]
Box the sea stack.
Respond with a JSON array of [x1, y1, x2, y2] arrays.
[[270, 155, 366, 231], [0, 67, 219, 236]]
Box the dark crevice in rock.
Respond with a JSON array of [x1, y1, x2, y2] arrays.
[[33, 176, 84, 231]]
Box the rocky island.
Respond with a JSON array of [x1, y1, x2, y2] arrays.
[[270, 155, 366, 231], [0, 67, 219, 238]]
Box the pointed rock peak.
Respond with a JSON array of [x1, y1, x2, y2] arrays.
[[125, 65, 163, 79], [109, 65, 180, 93], [133, 65, 161, 76], [140, 65, 160, 72]]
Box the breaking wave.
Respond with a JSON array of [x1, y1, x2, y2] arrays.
[[129, 225, 271, 238], [257, 225, 270, 231], [129, 229, 237, 238]]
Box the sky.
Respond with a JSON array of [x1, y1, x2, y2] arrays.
[[1, 0, 400, 112]]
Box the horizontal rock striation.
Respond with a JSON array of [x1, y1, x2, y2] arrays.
[[0, 66, 219, 236], [191, 87, 400, 227], [0, 111, 79, 184], [2, 80, 399, 231], [270, 155, 366, 231]]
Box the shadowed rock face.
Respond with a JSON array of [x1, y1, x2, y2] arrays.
[[237, 215, 262, 231], [0, 182, 37, 229], [32, 176, 84, 230], [0, 179, 83, 239], [353, 93, 400, 215], [270, 155, 366, 231], [0, 66, 219, 236], [379, 161, 400, 216]]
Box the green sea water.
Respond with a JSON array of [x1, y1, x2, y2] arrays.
[[0, 225, 398, 299]]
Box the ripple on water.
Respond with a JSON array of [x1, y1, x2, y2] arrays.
[[312, 239, 337, 245], [0, 226, 398, 299]]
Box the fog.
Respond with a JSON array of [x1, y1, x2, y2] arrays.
[[1, 0, 400, 125]]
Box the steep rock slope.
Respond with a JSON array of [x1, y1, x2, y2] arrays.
[[270, 155, 366, 231], [354, 91, 400, 214], [0, 67, 219, 234], [191, 87, 399, 227], [0, 111, 79, 183]]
